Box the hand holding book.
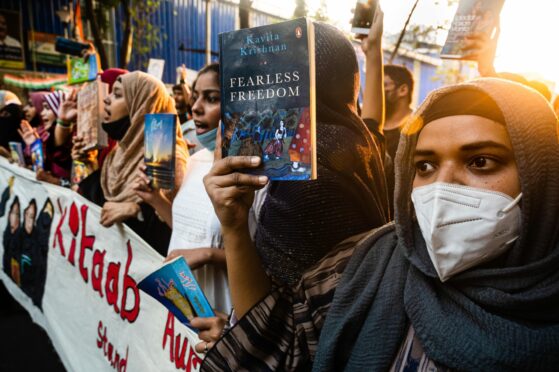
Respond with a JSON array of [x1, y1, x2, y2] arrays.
[[139, 257, 216, 331], [460, 19, 501, 77], [190, 311, 229, 353], [360, 2, 383, 54]]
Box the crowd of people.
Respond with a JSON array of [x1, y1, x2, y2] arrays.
[[1, 4, 559, 371]]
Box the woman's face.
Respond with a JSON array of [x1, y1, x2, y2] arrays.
[[191, 71, 221, 135], [24, 204, 36, 234], [9, 202, 19, 233], [103, 80, 128, 122], [412, 115, 521, 198], [40, 102, 55, 126], [23, 101, 36, 122]]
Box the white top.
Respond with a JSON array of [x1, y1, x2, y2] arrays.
[[168, 148, 231, 313]]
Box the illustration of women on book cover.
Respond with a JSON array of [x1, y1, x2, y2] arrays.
[[263, 120, 286, 160], [289, 108, 311, 173]]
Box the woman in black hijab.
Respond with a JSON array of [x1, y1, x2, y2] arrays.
[[0, 102, 24, 150], [207, 20, 389, 294]]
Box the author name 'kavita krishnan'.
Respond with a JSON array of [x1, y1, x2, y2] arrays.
[[240, 31, 287, 56], [228, 71, 301, 102]]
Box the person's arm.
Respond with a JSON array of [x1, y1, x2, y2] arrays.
[[204, 155, 270, 317], [54, 89, 78, 147], [166, 247, 226, 270], [361, 4, 385, 131], [201, 235, 358, 369]]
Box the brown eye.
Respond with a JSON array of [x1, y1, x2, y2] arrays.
[[470, 156, 488, 168], [415, 161, 435, 175]]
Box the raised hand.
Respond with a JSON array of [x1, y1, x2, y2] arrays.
[[59, 89, 78, 124], [203, 124, 268, 231], [361, 3, 384, 55], [18, 120, 39, 147], [461, 18, 500, 77]]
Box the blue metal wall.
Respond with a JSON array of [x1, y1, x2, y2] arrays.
[[0, 0, 285, 82], [115, 0, 284, 83], [115, 0, 237, 82]]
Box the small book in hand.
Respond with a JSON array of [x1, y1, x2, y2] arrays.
[[144, 113, 177, 190], [441, 0, 505, 60], [30, 139, 44, 172], [138, 256, 215, 331]]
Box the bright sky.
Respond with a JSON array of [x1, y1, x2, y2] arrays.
[[254, 0, 559, 92]]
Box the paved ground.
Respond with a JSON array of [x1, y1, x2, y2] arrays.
[[0, 282, 65, 371]]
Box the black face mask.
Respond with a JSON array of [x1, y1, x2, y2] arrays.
[[102, 116, 131, 141]]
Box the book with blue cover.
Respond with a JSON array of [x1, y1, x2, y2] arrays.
[[144, 113, 177, 190], [30, 139, 44, 171], [138, 256, 215, 330], [219, 18, 317, 180], [441, 0, 505, 59]]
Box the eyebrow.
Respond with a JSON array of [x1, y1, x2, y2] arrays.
[[414, 149, 435, 157], [414, 141, 511, 157], [459, 141, 511, 152]]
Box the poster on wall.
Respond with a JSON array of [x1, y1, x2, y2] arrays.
[[0, 9, 24, 69], [29, 31, 66, 66]]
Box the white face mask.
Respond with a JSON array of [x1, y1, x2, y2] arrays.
[[411, 182, 522, 282]]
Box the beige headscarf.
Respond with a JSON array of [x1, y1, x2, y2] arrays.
[[100, 71, 189, 203]]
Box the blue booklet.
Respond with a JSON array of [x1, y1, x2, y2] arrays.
[[30, 139, 44, 171], [138, 257, 214, 330], [144, 113, 177, 190], [219, 18, 317, 180]]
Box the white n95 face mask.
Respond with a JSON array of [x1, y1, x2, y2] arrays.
[[411, 182, 522, 282]]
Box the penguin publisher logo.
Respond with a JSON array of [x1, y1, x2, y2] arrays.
[[295, 27, 303, 39]]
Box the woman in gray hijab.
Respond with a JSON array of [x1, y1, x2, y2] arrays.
[[202, 77, 559, 371]]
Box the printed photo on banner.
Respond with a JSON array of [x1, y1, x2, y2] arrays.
[[0, 9, 24, 69]]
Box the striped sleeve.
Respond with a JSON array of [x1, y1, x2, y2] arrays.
[[201, 233, 368, 371]]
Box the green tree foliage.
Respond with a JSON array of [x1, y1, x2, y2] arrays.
[[84, 0, 163, 69], [293, 0, 307, 18]]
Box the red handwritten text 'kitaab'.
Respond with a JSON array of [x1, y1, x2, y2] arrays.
[[52, 202, 141, 323]]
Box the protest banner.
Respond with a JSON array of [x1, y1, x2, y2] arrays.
[[0, 158, 203, 371]]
